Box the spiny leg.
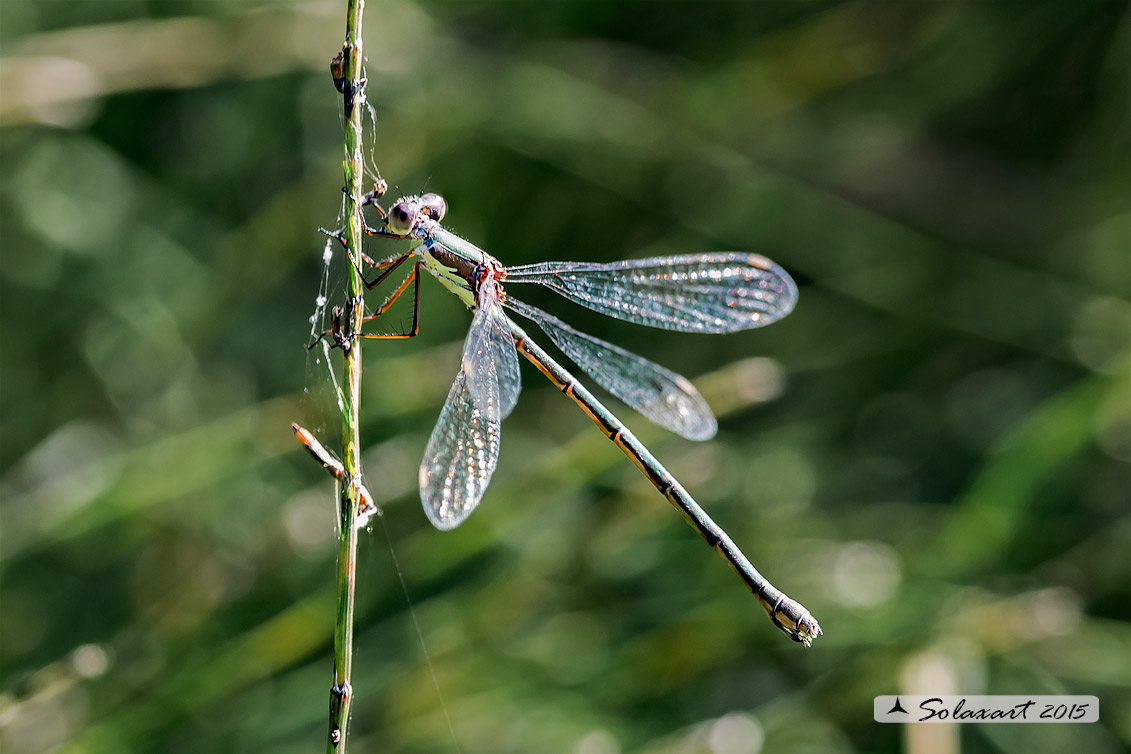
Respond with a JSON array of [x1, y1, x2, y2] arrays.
[[318, 226, 412, 289], [353, 261, 421, 340], [354, 250, 412, 291], [306, 252, 414, 349], [308, 261, 422, 350], [357, 212, 401, 240], [337, 181, 399, 239], [320, 226, 376, 267], [359, 263, 417, 325]]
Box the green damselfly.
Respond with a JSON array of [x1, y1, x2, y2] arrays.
[[312, 188, 821, 645]]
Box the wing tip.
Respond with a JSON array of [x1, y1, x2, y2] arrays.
[[420, 490, 475, 531], [424, 509, 464, 531], [681, 420, 718, 441]]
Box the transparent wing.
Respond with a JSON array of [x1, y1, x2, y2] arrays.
[[463, 280, 521, 419], [418, 369, 499, 530], [506, 297, 717, 441], [505, 252, 797, 333], [418, 280, 519, 530]]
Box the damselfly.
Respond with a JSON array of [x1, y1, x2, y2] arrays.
[[314, 188, 821, 645]]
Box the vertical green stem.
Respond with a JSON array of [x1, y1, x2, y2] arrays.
[[328, 1, 365, 752]]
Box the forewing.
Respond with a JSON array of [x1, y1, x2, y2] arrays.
[[505, 253, 797, 333]]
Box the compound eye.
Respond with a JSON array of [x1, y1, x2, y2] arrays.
[[387, 199, 420, 235], [419, 193, 447, 222]]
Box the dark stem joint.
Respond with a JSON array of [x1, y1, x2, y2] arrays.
[[343, 77, 367, 118], [329, 50, 346, 93], [334, 42, 367, 117], [331, 681, 352, 703]]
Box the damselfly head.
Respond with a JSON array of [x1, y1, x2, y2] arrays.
[[388, 193, 446, 235], [387, 198, 421, 236], [419, 193, 447, 222]]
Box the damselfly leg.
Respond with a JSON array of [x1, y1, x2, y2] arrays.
[[307, 249, 422, 350], [350, 261, 421, 341]]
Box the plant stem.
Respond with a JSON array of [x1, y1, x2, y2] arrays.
[[328, 1, 366, 752]]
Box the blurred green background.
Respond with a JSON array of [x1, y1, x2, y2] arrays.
[[1, 1, 1128, 752]]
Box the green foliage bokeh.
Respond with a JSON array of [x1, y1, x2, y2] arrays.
[[1, 1, 1128, 753]]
